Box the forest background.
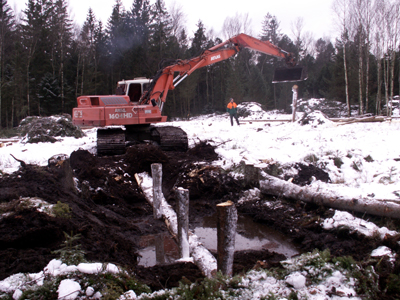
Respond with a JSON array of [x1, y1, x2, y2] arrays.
[[0, 0, 399, 129]]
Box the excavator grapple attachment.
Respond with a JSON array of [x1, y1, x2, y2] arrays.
[[272, 66, 306, 83]]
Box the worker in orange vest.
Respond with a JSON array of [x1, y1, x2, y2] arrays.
[[226, 98, 240, 126]]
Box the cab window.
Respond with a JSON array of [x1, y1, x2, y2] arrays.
[[127, 83, 142, 102]]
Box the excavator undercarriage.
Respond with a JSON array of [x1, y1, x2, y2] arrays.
[[72, 33, 305, 156], [97, 125, 188, 156]]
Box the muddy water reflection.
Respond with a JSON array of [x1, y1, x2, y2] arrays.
[[137, 232, 180, 267], [193, 213, 299, 258], [137, 214, 299, 267]]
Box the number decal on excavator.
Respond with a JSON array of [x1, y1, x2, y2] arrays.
[[109, 113, 133, 119], [74, 110, 83, 118]]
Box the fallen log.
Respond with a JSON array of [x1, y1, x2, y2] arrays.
[[331, 116, 386, 125], [260, 174, 400, 219], [240, 119, 291, 123], [134, 172, 217, 277]]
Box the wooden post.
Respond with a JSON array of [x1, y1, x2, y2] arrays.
[[292, 84, 298, 122], [217, 200, 237, 276], [151, 163, 163, 220], [244, 164, 259, 188], [175, 187, 190, 259]]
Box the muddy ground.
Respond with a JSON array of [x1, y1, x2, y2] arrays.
[[0, 141, 399, 295]]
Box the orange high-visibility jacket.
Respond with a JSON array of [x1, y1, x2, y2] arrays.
[[226, 102, 238, 115]]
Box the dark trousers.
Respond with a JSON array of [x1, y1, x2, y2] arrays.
[[230, 114, 239, 126]]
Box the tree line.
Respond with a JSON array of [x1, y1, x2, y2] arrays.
[[0, 0, 399, 128]]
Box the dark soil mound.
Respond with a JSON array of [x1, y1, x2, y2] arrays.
[[1, 139, 398, 296], [285, 163, 331, 186], [187, 140, 219, 161], [125, 144, 169, 175], [236, 198, 388, 261], [19, 114, 84, 143], [0, 141, 229, 284]]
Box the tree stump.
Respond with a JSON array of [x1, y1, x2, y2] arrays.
[[217, 200, 238, 276], [151, 163, 163, 220], [48, 154, 76, 193], [245, 164, 260, 188], [175, 187, 190, 259]]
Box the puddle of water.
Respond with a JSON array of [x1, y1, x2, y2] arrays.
[[137, 232, 180, 267], [137, 213, 299, 267], [192, 213, 299, 258]]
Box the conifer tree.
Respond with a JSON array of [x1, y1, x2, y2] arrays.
[[21, 0, 53, 116], [79, 9, 99, 95], [126, 0, 151, 77], [0, 0, 15, 127], [49, 0, 73, 114], [149, 0, 173, 70], [130, 0, 151, 46], [107, 0, 129, 82]]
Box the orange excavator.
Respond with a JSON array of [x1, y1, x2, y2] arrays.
[[72, 33, 305, 155]]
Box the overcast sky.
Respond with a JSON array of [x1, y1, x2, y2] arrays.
[[9, 0, 336, 41]]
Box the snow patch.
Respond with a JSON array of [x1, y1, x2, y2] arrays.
[[57, 279, 81, 300], [323, 210, 398, 239]]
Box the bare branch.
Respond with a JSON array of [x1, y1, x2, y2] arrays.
[[222, 13, 252, 40], [169, 1, 186, 37]]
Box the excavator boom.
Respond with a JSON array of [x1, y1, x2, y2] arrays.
[[73, 33, 304, 155], [140, 33, 304, 106]]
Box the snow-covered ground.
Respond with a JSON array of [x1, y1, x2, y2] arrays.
[[172, 102, 400, 201], [1, 99, 399, 299]]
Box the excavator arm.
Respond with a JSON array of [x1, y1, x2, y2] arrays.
[[140, 33, 303, 106], [73, 33, 304, 155]]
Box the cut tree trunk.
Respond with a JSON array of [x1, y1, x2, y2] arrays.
[[175, 187, 190, 259], [217, 200, 237, 276], [260, 174, 400, 219], [151, 163, 163, 219], [245, 164, 260, 188]]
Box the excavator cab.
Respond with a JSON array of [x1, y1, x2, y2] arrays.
[[272, 66, 306, 83], [116, 78, 152, 102]]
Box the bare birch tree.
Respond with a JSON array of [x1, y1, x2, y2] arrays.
[[291, 18, 316, 59], [381, 0, 400, 116], [351, 0, 365, 114], [361, 0, 374, 113], [372, 0, 386, 115], [222, 13, 252, 39], [388, 1, 400, 116], [169, 1, 186, 38], [291, 18, 304, 58], [333, 0, 352, 117]]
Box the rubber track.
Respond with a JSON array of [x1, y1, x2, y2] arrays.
[[151, 126, 188, 151], [97, 128, 126, 156]]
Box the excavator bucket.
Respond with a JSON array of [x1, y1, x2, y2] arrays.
[[272, 66, 306, 83]]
